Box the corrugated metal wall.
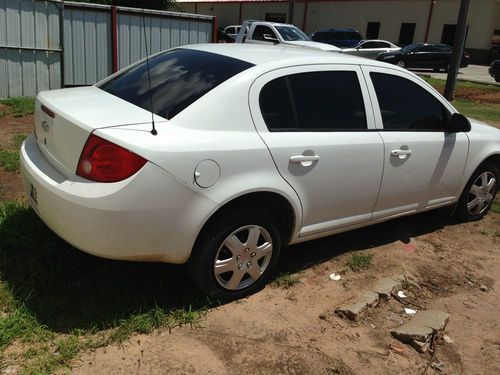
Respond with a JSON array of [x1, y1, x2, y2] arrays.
[[0, 0, 215, 97], [0, 0, 62, 98]]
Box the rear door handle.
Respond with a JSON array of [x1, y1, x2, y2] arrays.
[[289, 155, 320, 163], [391, 149, 413, 159]]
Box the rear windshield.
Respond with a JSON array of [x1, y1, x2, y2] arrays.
[[99, 48, 254, 120]]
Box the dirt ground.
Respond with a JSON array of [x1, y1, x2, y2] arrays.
[[1, 104, 499, 374]]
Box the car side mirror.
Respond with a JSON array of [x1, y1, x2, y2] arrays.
[[263, 34, 279, 44], [449, 113, 471, 132]]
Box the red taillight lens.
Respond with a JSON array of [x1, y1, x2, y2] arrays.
[[76, 134, 147, 182]]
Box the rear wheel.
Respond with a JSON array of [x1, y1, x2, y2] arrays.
[[188, 208, 281, 300], [455, 163, 498, 221]]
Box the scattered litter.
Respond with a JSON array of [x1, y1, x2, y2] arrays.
[[480, 284, 489, 292], [389, 343, 405, 354], [402, 242, 416, 254], [370, 323, 376, 329], [443, 334, 453, 344], [329, 272, 341, 281], [404, 307, 417, 316], [431, 360, 444, 372], [397, 290, 407, 298]]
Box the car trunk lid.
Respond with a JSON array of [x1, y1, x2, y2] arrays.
[[34, 86, 164, 177]]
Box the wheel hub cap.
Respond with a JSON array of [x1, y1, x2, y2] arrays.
[[466, 171, 496, 216], [213, 225, 273, 291]]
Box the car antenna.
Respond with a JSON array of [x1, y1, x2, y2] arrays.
[[141, 1, 157, 135]]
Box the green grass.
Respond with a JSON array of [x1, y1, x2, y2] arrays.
[[452, 99, 500, 124], [0, 201, 210, 374], [0, 150, 20, 172], [0, 97, 35, 118], [12, 134, 28, 149], [421, 76, 500, 93], [272, 272, 301, 289], [491, 198, 500, 214], [347, 253, 373, 272]]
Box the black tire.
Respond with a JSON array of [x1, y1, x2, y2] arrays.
[[454, 162, 498, 221], [188, 208, 281, 300], [396, 60, 406, 69]]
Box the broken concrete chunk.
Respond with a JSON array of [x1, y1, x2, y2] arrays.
[[335, 291, 379, 321], [391, 310, 449, 343], [411, 339, 431, 353], [371, 278, 402, 300]]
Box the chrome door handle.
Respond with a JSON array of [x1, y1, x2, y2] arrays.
[[289, 155, 320, 163], [391, 149, 413, 159]]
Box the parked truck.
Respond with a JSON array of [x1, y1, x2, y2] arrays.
[[235, 20, 341, 52]]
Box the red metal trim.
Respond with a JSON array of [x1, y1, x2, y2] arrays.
[[302, 0, 308, 31], [111, 5, 118, 73], [424, 0, 435, 43], [212, 16, 218, 43]]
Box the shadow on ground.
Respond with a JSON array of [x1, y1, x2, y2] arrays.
[[0, 202, 461, 333]]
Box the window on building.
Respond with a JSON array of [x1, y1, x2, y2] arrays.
[[260, 71, 366, 131], [366, 22, 380, 39], [398, 23, 416, 46], [370, 72, 449, 131], [441, 24, 469, 46], [265, 13, 286, 23]]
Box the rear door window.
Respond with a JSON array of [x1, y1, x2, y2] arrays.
[[99, 49, 254, 120]]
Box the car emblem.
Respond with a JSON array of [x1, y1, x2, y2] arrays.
[[41, 120, 50, 132]]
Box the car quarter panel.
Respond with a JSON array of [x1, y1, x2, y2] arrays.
[[20, 134, 218, 264]]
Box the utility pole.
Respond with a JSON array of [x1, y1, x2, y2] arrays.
[[444, 0, 470, 101], [288, 0, 295, 24]]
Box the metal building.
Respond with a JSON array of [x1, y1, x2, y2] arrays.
[[0, 0, 216, 98]]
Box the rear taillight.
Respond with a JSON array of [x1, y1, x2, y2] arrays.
[[76, 134, 147, 182]]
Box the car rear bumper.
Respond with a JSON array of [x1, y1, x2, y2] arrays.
[[20, 133, 217, 264]]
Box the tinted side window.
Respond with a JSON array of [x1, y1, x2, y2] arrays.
[[259, 77, 295, 130], [370, 72, 449, 131], [259, 71, 367, 131], [361, 41, 379, 49]]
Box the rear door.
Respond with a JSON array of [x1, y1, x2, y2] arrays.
[[249, 65, 384, 237], [362, 66, 468, 219]]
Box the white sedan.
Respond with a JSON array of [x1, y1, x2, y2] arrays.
[[342, 39, 400, 59], [21, 44, 499, 299]]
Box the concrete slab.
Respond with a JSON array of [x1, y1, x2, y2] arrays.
[[413, 64, 499, 86], [371, 278, 402, 300], [391, 310, 449, 343], [335, 291, 379, 321]]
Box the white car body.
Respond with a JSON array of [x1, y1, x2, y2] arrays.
[[343, 39, 400, 59], [20, 44, 499, 296]]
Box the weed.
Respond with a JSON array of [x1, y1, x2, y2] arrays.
[[0, 150, 19, 172], [347, 253, 373, 272], [272, 272, 301, 288], [491, 198, 500, 214], [0, 97, 35, 117], [12, 134, 28, 149]]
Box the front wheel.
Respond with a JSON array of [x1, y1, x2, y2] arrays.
[[396, 60, 406, 68], [454, 163, 498, 221], [188, 208, 281, 300]]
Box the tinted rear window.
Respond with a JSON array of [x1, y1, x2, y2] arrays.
[[99, 49, 254, 119]]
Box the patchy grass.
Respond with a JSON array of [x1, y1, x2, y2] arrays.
[[491, 198, 500, 214], [272, 272, 301, 289], [0, 150, 19, 172], [0, 97, 35, 118], [0, 201, 210, 374], [12, 134, 28, 149], [347, 253, 373, 272], [422, 76, 500, 94], [452, 99, 500, 124]]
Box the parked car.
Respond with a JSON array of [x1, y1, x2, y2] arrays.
[[489, 59, 500, 82], [342, 40, 400, 59], [223, 25, 243, 39], [235, 21, 341, 52], [217, 27, 235, 43], [310, 29, 363, 47], [377, 43, 470, 71], [21, 44, 499, 300]]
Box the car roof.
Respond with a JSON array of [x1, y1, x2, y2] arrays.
[[185, 43, 390, 67]]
